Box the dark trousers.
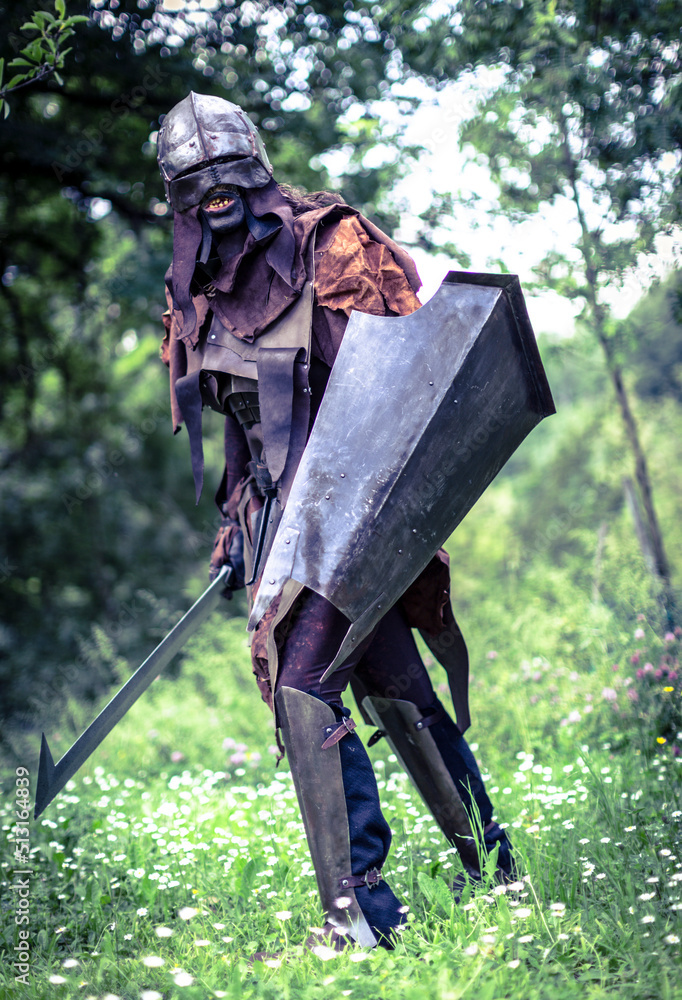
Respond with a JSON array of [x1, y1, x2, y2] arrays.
[[275, 591, 438, 711]]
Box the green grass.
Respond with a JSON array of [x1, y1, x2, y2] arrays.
[[2, 592, 682, 1000]]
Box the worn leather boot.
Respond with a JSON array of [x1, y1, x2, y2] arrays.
[[275, 686, 407, 949], [361, 695, 514, 887]]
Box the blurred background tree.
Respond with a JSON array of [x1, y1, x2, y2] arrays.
[[390, 0, 681, 614]]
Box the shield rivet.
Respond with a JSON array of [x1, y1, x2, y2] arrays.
[[398, 549, 402, 554], [429, 381, 434, 386], [412, 528, 417, 534], [285, 538, 291, 544], [269, 578, 275, 585], [342, 879, 349, 886], [340, 473, 345, 478], [325, 494, 330, 500]]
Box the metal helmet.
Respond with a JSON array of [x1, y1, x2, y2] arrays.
[[157, 92, 273, 211]]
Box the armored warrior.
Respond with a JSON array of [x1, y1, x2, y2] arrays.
[[158, 93, 515, 949]]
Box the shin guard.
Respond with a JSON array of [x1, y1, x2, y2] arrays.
[[275, 686, 405, 947]]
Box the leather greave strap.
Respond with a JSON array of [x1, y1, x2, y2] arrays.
[[361, 695, 481, 872], [256, 346, 305, 487], [274, 687, 378, 948]]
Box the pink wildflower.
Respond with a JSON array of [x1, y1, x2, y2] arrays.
[[635, 628, 645, 639], [602, 687, 618, 702], [631, 651, 641, 665], [487, 650, 499, 660], [612, 664, 619, 672], [170, 751, 184, 763], [636, 668, 645, 680], [644, 662, 654, 673], [627, 688, 639, 703], [665, 632, 676, 643], [222, 737, 236, 751], [655, 668, 664, 680], [230, 752, 246, 765]]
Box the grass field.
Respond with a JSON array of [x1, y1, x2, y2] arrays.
[[2, 560, 682, 1000]]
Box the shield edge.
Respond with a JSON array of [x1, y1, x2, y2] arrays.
[[248, 272, 554, 677]]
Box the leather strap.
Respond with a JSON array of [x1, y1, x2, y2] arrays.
[[338, 867, 383, 891], [367, 729, 387, 747], [257, 346, 304, 486], [320, 716, 357, 750], [413, 702, 448, 732], [175, 369, 205, 503], [281, 352, 311, 505]]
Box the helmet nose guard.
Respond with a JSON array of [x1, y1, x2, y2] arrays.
[[158, 92, 273, 208]]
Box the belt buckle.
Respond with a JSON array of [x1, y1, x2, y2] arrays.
[[365, 867, 382, 890]]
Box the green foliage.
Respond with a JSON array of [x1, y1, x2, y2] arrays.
[[2, 560, 682, 997], [625, 271, 682, 403], [0, 0, 88, 117], [619, 628, 682, 756]]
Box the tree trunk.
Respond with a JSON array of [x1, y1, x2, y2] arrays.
[[561, 128, 675, 622]]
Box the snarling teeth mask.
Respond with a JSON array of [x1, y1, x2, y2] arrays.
[[199, 184, 246, 237]]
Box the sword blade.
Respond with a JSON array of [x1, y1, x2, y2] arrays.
[[34, 566, 231, 819]]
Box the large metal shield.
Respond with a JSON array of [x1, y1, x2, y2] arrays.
[[247, 271, 555, 677]]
